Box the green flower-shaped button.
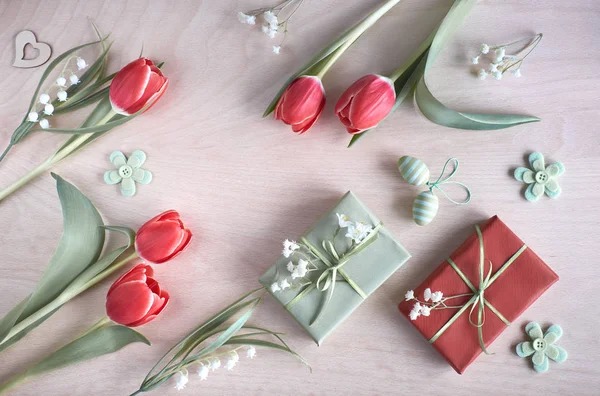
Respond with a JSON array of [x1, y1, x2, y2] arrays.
[[104, 150, 152, 197], [514, 152, 565, 202], [516, 322, 567, 373]]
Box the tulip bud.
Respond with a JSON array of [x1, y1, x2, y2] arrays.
[[274, 76, 325, 134], [109, 58, 168, 116], [135, 210, 192, 264], [106, 264, 169, 327], [334, 74, 396, 134]]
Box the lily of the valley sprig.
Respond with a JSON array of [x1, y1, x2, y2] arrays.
[[27, 56, 89, 131], [473, 34, 543, 80], [270, 214, 375, 294], [0, 27, 168, 204], [344, 0, 540, 147], [131, 288, 309, 395], [263, 0, 402, 134], [405, 287, 472, 321], [237, 0, 306, 54]]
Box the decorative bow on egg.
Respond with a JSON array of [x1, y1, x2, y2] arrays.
[[398, 156, 472, 226]]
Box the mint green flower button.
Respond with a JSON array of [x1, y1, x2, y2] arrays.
[[104, 150, 152, 197], [516, 322, 567, 373], [514, 152, 565, 202]]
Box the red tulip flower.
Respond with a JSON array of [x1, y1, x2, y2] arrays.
[[275, 76, 325, 134], [105, 264, 169, 327], [335, 74, 396, 134], [109, 58, 168, 116], [135, 210, 192, 264]]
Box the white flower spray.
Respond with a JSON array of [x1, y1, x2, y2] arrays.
[[27, 56, 88, 130], [471, 34, 542, 80], [270, 214, 375, 294], [405, 287, 472, 321], [237, 0, 306, 54]]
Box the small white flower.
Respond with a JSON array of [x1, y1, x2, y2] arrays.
[[493, 70, 503, 80], [471, 56, 479, 65], [286, 261, 295, 273], [39, 119, 50, 129], [237, 11, 256, 25], [512, 68, 522, 77], [494, 47, 506, 63], [56, 76, 67, 87], [261, 24, 270, 34], [336, 213, 353, 228], [39, 93, 50, 104], [431, 291, 443, 303], [197, 364, 209, 380], [173, 370, 189, 391], [423, 288, 432, 301], [489, 63, 500, 73], [266, 28, 277, 39], [76, 57, 87, 70], [420, 305, 432, 316], [477, 69, 488, 80], [44, 104, 54, 115], [28, 111, 39, 122], [57, 90, 68, 102], [480, 43, 490, 54], [271, 282, 281, 292], [279, 278, 291, 290], [272, 45, 281, 54], [263, 10, 278, 25], [225, 351, 239, 371], [345, 222, 373, 244], [209, 358, 221, 371], [291, 259, 308, 279], [409, 302, 422, 321], [69, 74, 80, 85], [247, 346, 257, 359], [404, 290, 414, 301], [282, 239, 299, 258]]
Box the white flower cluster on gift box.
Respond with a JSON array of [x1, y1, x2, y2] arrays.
[[405, 288, 444, 320], [172, 346, 257, 390], [237, 0, 306, 55], [27, 56, 88, 129], [471, 34, 542, 81], [271, 214, 374, 294]]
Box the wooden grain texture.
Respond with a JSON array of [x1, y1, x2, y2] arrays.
[[1, 0, 599, 395]]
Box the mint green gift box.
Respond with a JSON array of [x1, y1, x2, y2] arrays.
[[259, 191, 411, 345]]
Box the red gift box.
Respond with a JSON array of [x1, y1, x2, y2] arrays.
[[398, 216, 559, 374]]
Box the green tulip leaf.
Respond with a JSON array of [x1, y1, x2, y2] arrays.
[[414, 0, 540, 129], [24, 324, 150, 379], [0, 174, 104, 349]]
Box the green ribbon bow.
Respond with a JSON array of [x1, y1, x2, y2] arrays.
[[428, 225, 528, 353], [426, 157, 472, 205], [285, 223, 383, 326]]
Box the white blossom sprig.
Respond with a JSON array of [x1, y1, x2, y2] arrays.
[[237, 0, 306, 54], [132, 288, 309, 395], [271, 214, 375, 294], [472, 33, 543, 80], [405, 288, 473, 321]]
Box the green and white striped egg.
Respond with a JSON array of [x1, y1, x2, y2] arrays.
[[398, 156, 430, 187], [412, 191, 439, 226]]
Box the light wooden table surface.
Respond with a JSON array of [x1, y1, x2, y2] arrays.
[[1, 0, 599, 395]]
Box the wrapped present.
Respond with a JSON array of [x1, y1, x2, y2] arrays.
[[260, 191, 411, 345], [398, 216, 559, 374]]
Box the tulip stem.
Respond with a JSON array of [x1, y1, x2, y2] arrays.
[[0, 109, 116, 204], [314, 0, 401, 79], [0, 248, 137, 351]]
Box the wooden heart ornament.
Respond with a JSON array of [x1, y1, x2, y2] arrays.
[[13, 30, 52, 68]]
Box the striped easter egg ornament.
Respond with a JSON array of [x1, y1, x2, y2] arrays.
[[398, 156, 430, 187], [412, 190, 439, 226]]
